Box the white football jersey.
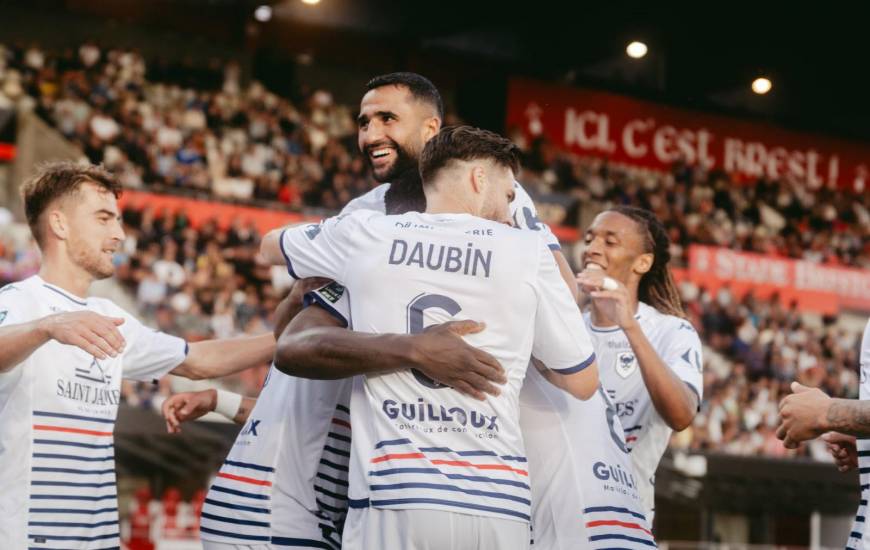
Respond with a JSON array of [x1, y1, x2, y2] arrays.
[[200, 285, 353, 549], [0, 276, 187, 550], [848, 319, 870, 550], [520, 370, 655, 549], [342, 182, 562, 251], [279, 209, 595, 525], [589, 302, 704, 518]]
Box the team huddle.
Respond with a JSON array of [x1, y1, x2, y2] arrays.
[[0, 73, 705, 550]]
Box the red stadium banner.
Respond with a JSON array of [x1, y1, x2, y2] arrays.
[[506, 78, 870, 191], [118, 190, 580, 242], [676, 245, 870, 314]]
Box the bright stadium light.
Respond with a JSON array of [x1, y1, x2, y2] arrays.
[[752, 77, 772, 95], [301, 0, 321, 4], [254, 5, 272, 22], [626, 41, 648, 59]]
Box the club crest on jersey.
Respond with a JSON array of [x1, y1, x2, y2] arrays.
[[304, 223, 322, 240], [75, 356, 113, 385], [615, 352, 637, 379]]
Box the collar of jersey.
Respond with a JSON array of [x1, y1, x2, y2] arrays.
[[589, 312, 642, 333], [36, 276, 88, 306]]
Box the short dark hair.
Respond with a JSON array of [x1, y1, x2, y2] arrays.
[[365, 72, 444, 121], [419, 125, 521, 185], [21, 161, 122, 244]]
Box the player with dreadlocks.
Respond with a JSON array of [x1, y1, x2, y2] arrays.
[[576, 205, 704, 525]]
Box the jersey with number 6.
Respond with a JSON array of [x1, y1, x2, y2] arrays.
[[590, 302, 704, 519], [279, 209, 596, 525]]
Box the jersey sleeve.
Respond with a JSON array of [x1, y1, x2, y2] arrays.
[[0, 284, 34, 327], [303, 282, 350, 328], [859, 319, 870, 397], [116, 306, 189, 382], [511, 182, 561, 251], [531, 240, 596, 373], [659, 318, 705, 401], [279, 210, 371, 281]]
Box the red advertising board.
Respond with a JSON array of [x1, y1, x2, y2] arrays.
[[506, 78, 870, 191], [676, 245, 870, 314]]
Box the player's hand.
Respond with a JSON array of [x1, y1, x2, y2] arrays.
[[410, 320, 507, 401], [162, 389, 217, 434], [575, 271, 637, 330], [776, 382, 832, 449], [822, 432, 858, 472], [37, 311, 126, 360]]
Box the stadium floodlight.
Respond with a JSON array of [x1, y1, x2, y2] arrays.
[[254, 5, 273, 22], [626, 41, 648, 59], [752, 77, 772, 95]]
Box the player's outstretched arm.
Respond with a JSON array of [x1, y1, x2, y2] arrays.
[[535, 358, 600, 400], [275, 306, 506, 401], [170, 333, 275, 380], [162, 389, 255, 433], [778, 382, 870, 447], [0, 311, 126, 373]]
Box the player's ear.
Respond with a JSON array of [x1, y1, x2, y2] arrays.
[[470, 165, 487, 195], [421, 116, 440, 143], [46, 208, 70, 242], [633, 252, 653, 275]]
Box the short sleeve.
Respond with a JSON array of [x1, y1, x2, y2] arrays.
[[659, 319, 704, 401], [531, 240, 596, 373], [511, 182, 561, 251], [859, 320, 870, 397], [0, 284, 32, 327], [303, 282, 350, 328], [117, 308, 188, 382], [279, 211, 371, 281]]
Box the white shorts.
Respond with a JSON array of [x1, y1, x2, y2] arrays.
[[201, 542, 270, 550], [341, 507, 530, 550]]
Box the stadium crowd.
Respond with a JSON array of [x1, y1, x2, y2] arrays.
[[0, 41, 867, 461]]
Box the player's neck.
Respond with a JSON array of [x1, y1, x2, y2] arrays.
[[424, 191, 476, 217], [39, 255, 93, 299]]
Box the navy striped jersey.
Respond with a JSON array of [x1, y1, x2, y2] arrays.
[[847, 319, 870, 550], [278, 209, 596, 525], [0, 276, 187, 550]]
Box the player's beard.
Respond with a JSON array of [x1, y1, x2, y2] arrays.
[[69, 235, 116, 280], [366, 139, 418, 184], [385, 167, 426, 215]]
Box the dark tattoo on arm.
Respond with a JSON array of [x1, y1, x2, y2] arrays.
[[826, 399, 870, 437]]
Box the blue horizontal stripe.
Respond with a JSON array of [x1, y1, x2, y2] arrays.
[[204, 498, 269, 514], [314, 485, 347, 501], [327, 432, 351, 444], [316, 498, 346, 514], [32, 480, 116, 489], [555, 353, 597, 374], [375, 438, 411, 449], [859, 468, 870, 474], [584, 506, 647, 520], [33, 453, 113, 462], [369, 497, 530, 521], [209, 485, 271, 501], [418, 447, 527, 463], [200, 526, 270, 542], [34, 439, 114, 450], [200, 511, 270, 528], [319, 458, 349, 472], [419, 447, 453, 453], [32, 467, 113, 475], [856, 516, 865, 523], [369, 467, 530, 490], [862, 484, 870, 490], [31, 494, 117, 502], [29, 507, 117, 515], [851, 531, 863, 540], [323, 445, 350, 458], [548, 243, 562, 251], [456, 450, 499, 457], [863, 500, 868, 506], [336, 404, 350, 414], [224, 459, 275, 473], [317, 472, 349, 487], [271, 537, 335, 549], [28, 519, 117, 529], [858, 451, 870, 457], [500, 455, 528, 463], [28, 532, 119, 542], [369, 482, 530, 505], [590, 534, 656, 547], [33, 411, 115, 424]]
